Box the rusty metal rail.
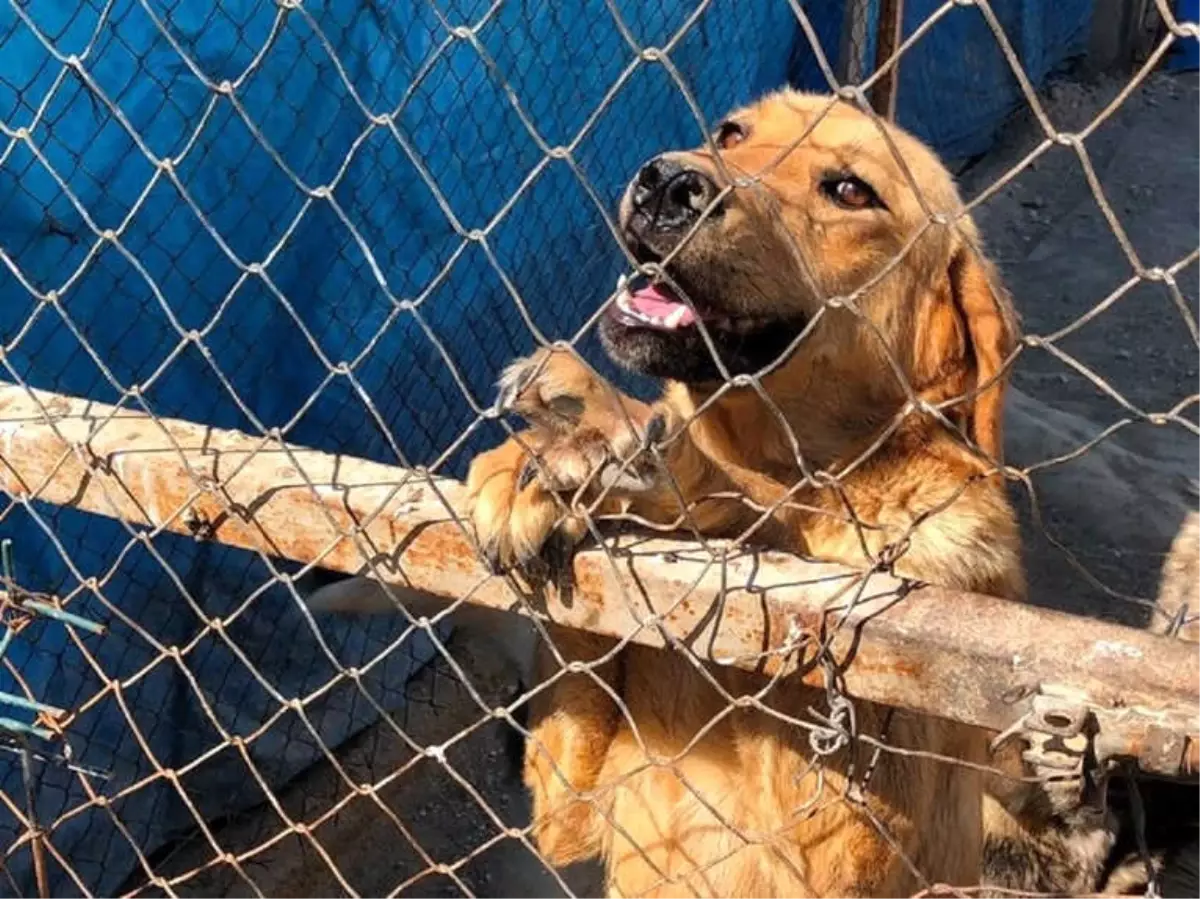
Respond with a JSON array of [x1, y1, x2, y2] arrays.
[[0, 381, 1196, 779]]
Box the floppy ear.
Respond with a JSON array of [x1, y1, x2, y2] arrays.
[[946, 239, 1020, 464]]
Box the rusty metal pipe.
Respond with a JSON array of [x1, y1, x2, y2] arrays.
[[0, 383, 1195, 778]]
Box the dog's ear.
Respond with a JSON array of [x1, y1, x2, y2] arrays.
[[945, 238, 1019, 464], [913, 234, 1019, 464]]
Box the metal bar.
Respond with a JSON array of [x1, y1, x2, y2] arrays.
[[0, 691, 65, 719], [20, 740, 49, 899], [0, 718, 54, 742], [0, 382, 1196, 777], [2, 538, 14, 586], [870, 0, 904, 119], [839, 0, 872, 85], [11, 598, 106, 635], [1087, 0, 1155, 72]]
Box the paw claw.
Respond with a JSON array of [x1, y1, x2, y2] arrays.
[[540, 530, 576, 579], [482, 539, 505, 575], [496, 356, 542, 413], [518, 458, 539, 492], [598, 461, 658, 492], [643, 412, 667, 447], [511, 530, 577, 586]]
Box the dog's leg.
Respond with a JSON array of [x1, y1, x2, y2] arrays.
[[465, 350, 662, 870], [521, 624, 623, 869], [981, 711, 1117, 895], [465, 349, 831, 877]]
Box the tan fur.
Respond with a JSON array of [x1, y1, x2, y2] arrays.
[[466, 92, 1043, 897], [1153, 509, 1199, 642]]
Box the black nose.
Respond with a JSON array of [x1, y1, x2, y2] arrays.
[[630, 157, 722, 230]]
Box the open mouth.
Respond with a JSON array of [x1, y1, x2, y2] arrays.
[[609, 275, 771, 335], [600, 233, 805, 382], [613, 276, 696, 329]]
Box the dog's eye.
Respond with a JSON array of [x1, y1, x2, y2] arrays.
[[822, 176, 884, 210], [714, 120, 747, 150]]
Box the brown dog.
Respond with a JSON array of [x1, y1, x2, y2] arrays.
[[463, 91, 1109, 896]]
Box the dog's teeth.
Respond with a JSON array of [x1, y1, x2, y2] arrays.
[[616, 273, 627, 293], [617, 292, 634, 313], [664, 306, 688, 329]]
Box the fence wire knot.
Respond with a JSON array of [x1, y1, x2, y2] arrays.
[[808, 652, 858, 758], [809, 693, 856, 757]]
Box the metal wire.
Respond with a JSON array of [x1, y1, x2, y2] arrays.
[[0, 1, 1196, 897]]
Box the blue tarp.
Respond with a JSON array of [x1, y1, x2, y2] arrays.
[[0, 1, 1091, 894]]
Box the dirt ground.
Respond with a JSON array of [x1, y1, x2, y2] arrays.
[[124, 628, 604, 897], [962, 70, 1199, 623], [119, 69, 1199, 898]]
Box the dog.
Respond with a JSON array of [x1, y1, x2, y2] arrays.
[[306, 90, 1167, 896], [455, 90, 1113, 897]]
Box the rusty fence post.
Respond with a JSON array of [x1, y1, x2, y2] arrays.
[[0, 381, 1196, 780]]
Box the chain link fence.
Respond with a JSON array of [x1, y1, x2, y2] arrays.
[[0, 0, 1197, 896]]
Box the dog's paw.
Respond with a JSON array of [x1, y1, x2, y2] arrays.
[[1023, 730, 1098, 821], [467, 348, 665, 573], [1000, 690, 1109, 825]]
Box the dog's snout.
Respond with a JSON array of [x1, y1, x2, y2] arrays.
[[630, 156, 722, 231], [631, 157, 684, 205]]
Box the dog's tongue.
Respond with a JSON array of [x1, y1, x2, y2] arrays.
[[628, 284, 697, 327]]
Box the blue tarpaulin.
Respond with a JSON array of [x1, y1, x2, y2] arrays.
[[0, 1, 1091, 894]]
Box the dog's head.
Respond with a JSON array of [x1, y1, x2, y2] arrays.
[[599, 90, 1018, 461]]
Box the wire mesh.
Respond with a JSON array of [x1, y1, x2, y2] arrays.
[[0, 0, 1197, 897]]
